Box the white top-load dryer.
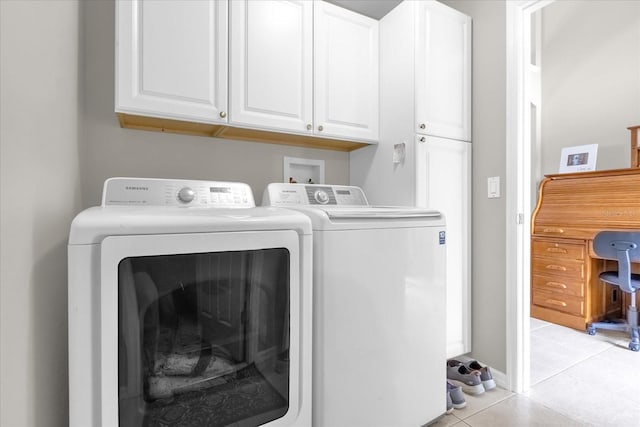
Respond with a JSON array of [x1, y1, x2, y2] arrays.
[[68, 178, 312, 427], [263, 183, 447, 427]]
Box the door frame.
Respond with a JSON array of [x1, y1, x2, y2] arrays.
[[505, 0, 554, 393]]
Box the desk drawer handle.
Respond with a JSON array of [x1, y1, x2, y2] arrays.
[[546, 264, 567, 271], [544, 298, 567, 307], [546, 247, 568, 254], [546, 281, 568, 289], [543, 227, 565, 234]]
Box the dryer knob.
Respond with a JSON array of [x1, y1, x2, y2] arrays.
[[177, 187, 195, 203], [314, 190, 329, 204]]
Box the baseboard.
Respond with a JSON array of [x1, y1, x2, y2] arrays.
[[491, 367, 508, 390]]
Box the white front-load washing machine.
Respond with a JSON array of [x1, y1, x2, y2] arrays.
[[68, 178, 313, 427], [263, 183, 447, 427]]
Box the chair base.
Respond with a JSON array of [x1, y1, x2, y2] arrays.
[[587, 306, 640, 352]]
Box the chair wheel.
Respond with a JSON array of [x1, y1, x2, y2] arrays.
[[630, 343, 640, 352], [587, 326, 596, 336]]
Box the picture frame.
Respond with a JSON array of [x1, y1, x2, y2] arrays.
[[558, 144, 598, 173]]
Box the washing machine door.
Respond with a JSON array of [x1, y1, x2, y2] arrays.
[[99, 230, 304, 427]]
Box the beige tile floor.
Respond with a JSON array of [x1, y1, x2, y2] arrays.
[[432, 317, 640, 426]]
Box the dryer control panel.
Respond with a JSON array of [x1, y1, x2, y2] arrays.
[[264, 183, 368, 206], [102, 177, 255, 208]]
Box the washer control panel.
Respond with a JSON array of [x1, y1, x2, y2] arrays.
[[102, 177, 255, 208], [264, 183, 368, 206]]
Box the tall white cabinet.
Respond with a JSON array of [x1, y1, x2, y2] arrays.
[[350, 0, 472, 358]]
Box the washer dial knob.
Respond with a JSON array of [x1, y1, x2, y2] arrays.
[[314, 190, 329, 204], [177, 187, 195, 203]]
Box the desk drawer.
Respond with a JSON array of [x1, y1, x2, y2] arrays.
[[532, 239, 585, 260], [531, 257, 585, 279], [532, 290, 584, 316], [532, 274, 584, 297]]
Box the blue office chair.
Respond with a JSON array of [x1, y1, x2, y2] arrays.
[[587, 231, 640, 351]]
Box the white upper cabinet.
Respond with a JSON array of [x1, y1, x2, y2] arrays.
[[229, 0, 378, 143], [115, 0, 377, 148], [116, 0, 228, 123], [229, 0, 313, 133], [415, 1, 471, 141], [314, 1, 379, 142]]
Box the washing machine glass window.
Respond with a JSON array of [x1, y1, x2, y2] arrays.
[[117, 248, 290, 426]]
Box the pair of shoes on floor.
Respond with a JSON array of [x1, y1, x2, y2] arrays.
[[446, 359, 496, 395], [446, 360, 484, 395], [446, 381, 467, 413], [464, 359, 496, 391]]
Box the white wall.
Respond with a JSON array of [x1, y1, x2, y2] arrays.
[[541, 0, 640, 175], [1, 1, 81, 425], [0, 1, 349, 426], [441, 0, 508, 373]]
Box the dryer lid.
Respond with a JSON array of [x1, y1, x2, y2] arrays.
[[321, 206, 441, 219]]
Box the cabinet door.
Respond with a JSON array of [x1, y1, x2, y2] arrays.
[[116, 0, 228, 123], [415, 135, 471, 358], [415, 1, 471, 141], [314, 1, 379, 142], [229, 0, 313, 133]]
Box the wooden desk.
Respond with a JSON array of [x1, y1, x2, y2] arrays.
[[531, 168, 640, 330]]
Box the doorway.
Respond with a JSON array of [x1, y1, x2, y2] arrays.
[[507, 0, 640, 393]]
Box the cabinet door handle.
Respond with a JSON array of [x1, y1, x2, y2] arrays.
[[544, 298, 567, 307], [318, 125, 324, 132], [545, 264, 567, 271], [419, 123, 426, 129], [306, 124, 312, 131], [219, 111, 227, 118], [546, 247, 568, 254], [543, 227, 564, 234], [419, 137, 426, 143], [546, 281, 568, 289]]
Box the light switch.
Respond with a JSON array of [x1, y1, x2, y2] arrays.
[[488, 176, 500, 198]]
